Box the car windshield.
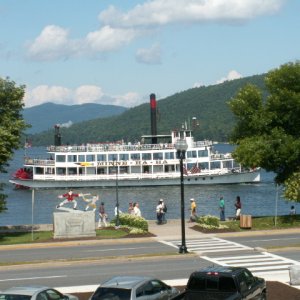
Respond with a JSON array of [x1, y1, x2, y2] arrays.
[[90, 287, 131, 300], [0, 295, 32, 300]]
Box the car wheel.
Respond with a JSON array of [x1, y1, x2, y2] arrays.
[[260, 291, 267, 300]]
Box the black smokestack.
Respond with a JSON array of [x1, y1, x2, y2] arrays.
[[150, 93, 157, 144], [54, 124, 61, 146]]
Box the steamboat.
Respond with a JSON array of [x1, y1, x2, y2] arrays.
[[10, 94, 260, 189]]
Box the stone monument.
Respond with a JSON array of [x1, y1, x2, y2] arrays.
[[53, 208, 96, 239]]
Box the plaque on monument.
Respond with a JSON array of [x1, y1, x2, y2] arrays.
[[53, 209, 96, 239]]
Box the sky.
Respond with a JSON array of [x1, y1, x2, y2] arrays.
[[0, 0, 299, 108]]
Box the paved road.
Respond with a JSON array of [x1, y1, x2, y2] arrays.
[[0, 255, 208, 291], [0, 240, 175, 264]]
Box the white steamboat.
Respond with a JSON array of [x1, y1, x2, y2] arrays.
[[10, 94, 260, 189]]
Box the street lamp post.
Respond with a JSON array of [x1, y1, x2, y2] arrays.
[[175, 138, 188, 254], [115, 163, 120, 228]]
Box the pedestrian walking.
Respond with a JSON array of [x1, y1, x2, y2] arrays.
[[290, 205, 296, 215], [98, 202, 108, 228], [133, 202, 141, 217], [161, 199, 167, 223], [189, 198, 197, 222], [219, 196, 225, 221], [128, 202, 134, 215], [114, 205, 122, 216], [156, 200, 163, 224], [234, 196, 242, 220]]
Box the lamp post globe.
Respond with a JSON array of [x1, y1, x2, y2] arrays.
[[175, 137, 188, 254]]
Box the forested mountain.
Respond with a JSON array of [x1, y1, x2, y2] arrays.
[[30, 74, 266, 146], [23, 102, 127, 133]]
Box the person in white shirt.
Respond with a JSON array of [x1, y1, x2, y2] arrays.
[[133, 202, 141, 217], [114, 205, 122, 216], [156, 200, 163, 224]]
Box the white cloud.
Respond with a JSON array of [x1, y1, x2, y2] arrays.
[[75, 85, 104, 104], [24, 85, 72, 106], [216, 70, 243, 84], [135, 44, 161, 64], [27, 25, 80, 61], [24, 85, 143, 108], [26, 0, 285, 61], [85, 25, 139, 52], [113, 92, 142, 107], [99, 0, 285, 27]]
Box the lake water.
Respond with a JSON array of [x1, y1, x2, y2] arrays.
[[1, 146, 299, 226]]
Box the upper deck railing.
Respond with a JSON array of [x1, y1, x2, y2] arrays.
[[46, 140, 213, 153]]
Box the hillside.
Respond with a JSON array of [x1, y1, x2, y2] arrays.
[[23, 102, 127, 133], [30, 74, 266, 145]]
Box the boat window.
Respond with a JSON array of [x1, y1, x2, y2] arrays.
[[56, 167, 66, 175], [131, 153, 140, 160], [164, 152, 174, 159], [35, 167, 44, 174], [68, 155, 77, 162], [153, 152, 163, 160], [86, 154, 95, 162], [164, 165, 175, 172], [78, 155, 85, 162], [68, 167, 77, 175], [109, 166, 117, 174], [108, 154, 118, 161], [199, 162, 209, 170], [198, 150, 208, 157], [210, 161, 221, 169], [119, 153, 129, 161], [187, 151, 197, 158], [233, 161, 240, 168], [223, 161, 233, 169], [142, 153, 152, 160], [119, 166, 128, 174], [45, 167, 54, 174], [97, 167, 106, 174], [56, 155, 66, 162], [97, 154, 107, 161]]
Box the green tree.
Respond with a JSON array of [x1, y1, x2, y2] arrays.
[[228, 61, 300, 202], [0, 77, 28, 212]]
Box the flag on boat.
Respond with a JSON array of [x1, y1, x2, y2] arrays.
[[190, 163, 201, 174]]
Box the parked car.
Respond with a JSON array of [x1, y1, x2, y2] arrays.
[[0, 285, 79, 300], [171, 266, 266, 300], [90, 275, 180, 300]]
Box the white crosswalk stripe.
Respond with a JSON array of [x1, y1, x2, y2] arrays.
[[162, 237, 300, 277], [201, 252, 300, 275], [163, 237, 252, 253]]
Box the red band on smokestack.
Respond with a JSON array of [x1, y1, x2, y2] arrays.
[[150, 93, 157, 144], [150, 93, 156, 109]]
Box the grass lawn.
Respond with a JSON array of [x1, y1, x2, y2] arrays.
[[0, 227, 129, 245], [223, 214, 300, 231]]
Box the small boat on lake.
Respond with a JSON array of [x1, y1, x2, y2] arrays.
[[10, 94, 260, 189]]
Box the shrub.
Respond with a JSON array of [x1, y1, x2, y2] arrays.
[[196, 215, 228, 229], [198, 215, 219, 227], [111, 213, 148, 232]]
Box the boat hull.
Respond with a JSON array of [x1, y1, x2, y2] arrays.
[[9, 170, 260, 189]]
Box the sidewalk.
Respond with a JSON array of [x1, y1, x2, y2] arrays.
[[148, 219, 206, 240], [148, 219, 300, 240]]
